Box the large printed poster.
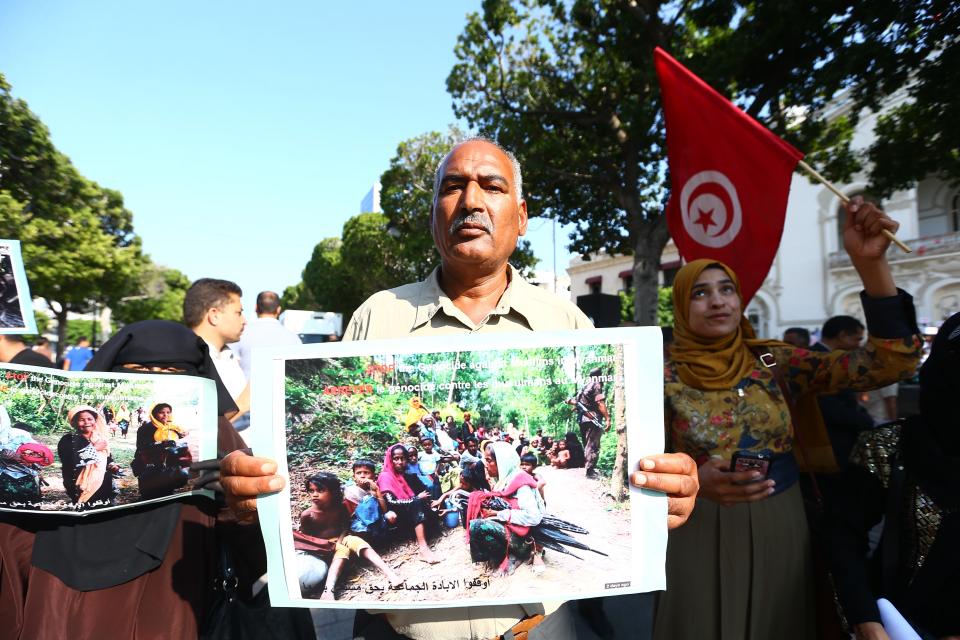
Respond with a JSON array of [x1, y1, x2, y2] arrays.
[[0, 240, 38, 334], [0, 364, 217, 513], [252, 327, 666, 608]]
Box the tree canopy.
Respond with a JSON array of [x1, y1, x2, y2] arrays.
[[447, 0, 958, 323], [285, 130, 539, 321], [0, 73, 147, 351]]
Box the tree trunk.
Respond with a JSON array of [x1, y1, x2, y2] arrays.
[[632, 216, 671, 325], [609, 344, 629, 501], [55, 304, 69, 360]]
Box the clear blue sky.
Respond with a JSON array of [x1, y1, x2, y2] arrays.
[[0, 0, 575, 315]]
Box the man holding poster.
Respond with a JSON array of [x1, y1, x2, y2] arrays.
[[222, 138, 699, 640]]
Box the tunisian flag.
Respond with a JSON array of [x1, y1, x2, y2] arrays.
[[654, 47, 804, 304]]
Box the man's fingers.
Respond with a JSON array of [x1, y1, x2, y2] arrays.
[[220, 473, 285, 499], [639, 452, 697, 476], [631, 469, 699, 498], [666, 496, 695, 529], [221, 450, 278, 477]]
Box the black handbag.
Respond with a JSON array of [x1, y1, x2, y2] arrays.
[[200, 538, 316, 640]]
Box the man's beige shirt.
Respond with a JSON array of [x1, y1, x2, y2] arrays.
[[345, 265, 593, 340], [344, 264, 592, 640]]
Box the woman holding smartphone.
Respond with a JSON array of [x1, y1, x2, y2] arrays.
[[654, 197, 922, 640]]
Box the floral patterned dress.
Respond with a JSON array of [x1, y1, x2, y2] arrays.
[[655, 299, 921, 640]]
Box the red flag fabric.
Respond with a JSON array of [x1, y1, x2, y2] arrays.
[[654, 47, 804, 305]]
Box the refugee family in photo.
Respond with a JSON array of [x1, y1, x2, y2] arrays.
[[0, 365, 205, 512], [279, 345, 633, 605]]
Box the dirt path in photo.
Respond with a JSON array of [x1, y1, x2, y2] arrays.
[[330, 466, 633, 603]]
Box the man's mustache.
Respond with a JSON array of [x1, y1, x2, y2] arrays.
[[448, 212, 494, 235]]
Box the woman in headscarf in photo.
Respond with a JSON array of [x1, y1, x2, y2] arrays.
[[132, 402, 193, 500], [654, 199, 922, 640], [466, 441, 545, 575], [377, 442, 440, 563], [57, 405, 118, 506], [403, 396, 429, 434], [0, 320, 295, 639], [825, 312, 960, 639]]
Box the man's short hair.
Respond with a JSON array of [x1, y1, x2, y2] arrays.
[[432, 137, 523, 205], [1, 334, 25, 345], [821, 315, 865, 339], [183, 278, 242, 328], [256, 291, 281, 315], [784, 327, 810, 343], [352, 458, 376, 473]]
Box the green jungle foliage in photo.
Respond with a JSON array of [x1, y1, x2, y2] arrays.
[[285, 345, 624, 475]]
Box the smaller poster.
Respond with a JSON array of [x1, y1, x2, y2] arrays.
[[0, 240, 38, 334], [0, 364, 218, 514], [252, 327, 667, 609]]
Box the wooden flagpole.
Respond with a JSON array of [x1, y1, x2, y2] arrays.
[[797, 159, 911, 253]]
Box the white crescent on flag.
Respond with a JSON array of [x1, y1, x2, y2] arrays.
[[679, 170, 743, 248]]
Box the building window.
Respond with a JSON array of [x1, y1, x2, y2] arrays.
[[585, 275, 602, 295], [918, 191, 960, 237], [618, 269, 633, 293], [660, 260, 681, 287]]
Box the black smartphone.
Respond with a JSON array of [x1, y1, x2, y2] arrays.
[[729, 451, 772, 482]]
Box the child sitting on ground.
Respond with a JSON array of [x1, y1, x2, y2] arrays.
[[343, 458, 396, 543], [297, 472, 401, 600], [431, 460, 491, 527], [519, 452, 547, 501]]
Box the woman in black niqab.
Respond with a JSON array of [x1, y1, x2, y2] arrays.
[[0, 320, 258, 639]]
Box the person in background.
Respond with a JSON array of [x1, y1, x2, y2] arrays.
[[859, 382, 898, 425], [811, 315, 876, 469], [30, 337, 54, 362], [61, 337, 93, 371], [0, 334, 55, 367], [826, 311, 960, 640], [783, 326, 811, 348], [183, 278, 248, 422], [231, 290, 301, 380]]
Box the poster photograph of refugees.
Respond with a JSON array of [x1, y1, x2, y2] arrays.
[[269, 331, 664, 608], [0, 240, 37, 333], [0, 364, 215, 513]]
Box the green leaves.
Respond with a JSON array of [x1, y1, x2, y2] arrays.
[[1, 73, 147, 348], [447, 0, 959, 323]]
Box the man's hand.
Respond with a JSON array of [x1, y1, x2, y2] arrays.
[[630, 452, 699, 529], [220, 450, 285, 523], [696, 458, 774, 507], [852, 622, 889, 640]]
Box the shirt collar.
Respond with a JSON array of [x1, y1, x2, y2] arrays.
[[202, 337, 235, 361], [410, 264, 539, 331]]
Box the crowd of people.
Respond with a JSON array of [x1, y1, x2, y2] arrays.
[[0, 136, 953, 639]]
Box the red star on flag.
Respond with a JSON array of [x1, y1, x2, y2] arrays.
[[694, 207, 715, 233]]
